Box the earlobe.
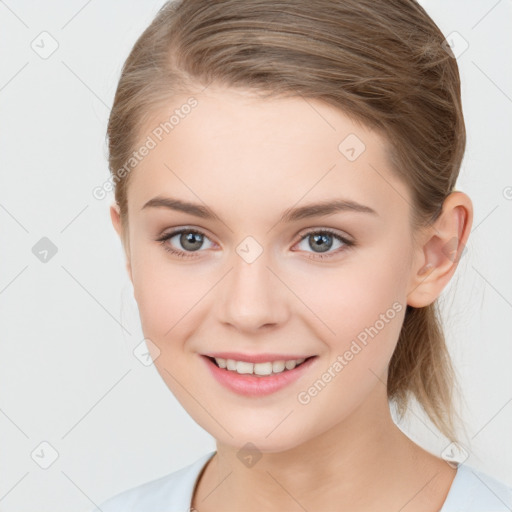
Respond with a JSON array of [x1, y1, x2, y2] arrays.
[[407, 191, 473, 308]]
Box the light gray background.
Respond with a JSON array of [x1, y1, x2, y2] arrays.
[[0, 1, 511, 510]]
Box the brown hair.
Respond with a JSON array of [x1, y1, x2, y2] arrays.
[[107, 0, 465, 441]]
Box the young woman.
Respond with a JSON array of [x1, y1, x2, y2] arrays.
[[94, 0, 512, 510]]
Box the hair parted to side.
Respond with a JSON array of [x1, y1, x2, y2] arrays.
[[107, 0, 466, 441]]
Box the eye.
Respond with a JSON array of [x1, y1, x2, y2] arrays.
[[156, 227, 354, 260], [156, 228, 215, 259], [293, 228, 354, 260]]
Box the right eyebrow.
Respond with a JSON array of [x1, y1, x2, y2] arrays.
[[141, 196, 220, 220]]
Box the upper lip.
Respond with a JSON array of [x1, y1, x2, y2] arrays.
[[202, 352, 315, 364]]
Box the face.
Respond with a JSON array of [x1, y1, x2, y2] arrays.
[[113, 86, 419, 452]]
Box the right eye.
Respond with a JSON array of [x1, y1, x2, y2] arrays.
[[156, 228, 215, 258]]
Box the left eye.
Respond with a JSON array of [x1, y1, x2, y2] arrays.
[[156, 228, 353, 259], [294, 229, 353, 258]]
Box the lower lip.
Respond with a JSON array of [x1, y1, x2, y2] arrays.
[[201, 355, 317, 397]]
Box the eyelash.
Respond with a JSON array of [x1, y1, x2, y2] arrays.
[[155, 227, 355, 261]]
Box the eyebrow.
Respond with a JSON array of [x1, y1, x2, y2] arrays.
[[141, 196, 378, 223]]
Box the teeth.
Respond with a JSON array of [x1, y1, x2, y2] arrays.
[[216, 357, 227, 369], [213, 357, 308, 376], [285, 360, 296, 370], [272, 360, 285, 373]]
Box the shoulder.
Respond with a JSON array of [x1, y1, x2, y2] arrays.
[[441, 463, 512, 512], [92, 451, 216, 512]]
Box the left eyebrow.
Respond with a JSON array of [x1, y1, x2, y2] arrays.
[[140, 196, 378, 222], [279, 199, 378, 223]]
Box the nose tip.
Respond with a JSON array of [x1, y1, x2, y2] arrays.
[[217, 250, 289, 331]]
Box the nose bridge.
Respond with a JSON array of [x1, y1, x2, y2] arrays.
[[219, 236, 288, 330]]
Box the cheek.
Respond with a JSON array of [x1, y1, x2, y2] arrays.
[[130, 248, 223, 383], [292, 263, 408, 431], [289, 241, 410, 390], [130, 246, 194, 344], [295, 244, 409, 339]]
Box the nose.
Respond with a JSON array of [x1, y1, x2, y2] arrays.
[[217, 247, 290, 332]]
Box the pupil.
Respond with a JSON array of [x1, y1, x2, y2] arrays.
[[181, 232, 203, 251], [311, 233, 332, 253]]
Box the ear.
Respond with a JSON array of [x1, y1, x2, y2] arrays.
[[110, 202, 132, 283], [407, 191, 473, 308]]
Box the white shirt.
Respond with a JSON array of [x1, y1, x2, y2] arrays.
[[94, 451, 512, 511]]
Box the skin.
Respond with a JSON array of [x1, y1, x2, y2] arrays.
[[110, 86, 473, 512]]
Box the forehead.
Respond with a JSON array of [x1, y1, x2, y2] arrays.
[[127, 87, 409, 222]]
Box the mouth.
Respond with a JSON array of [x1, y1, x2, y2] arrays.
[[203, 355, 317, 377], [201, 354, 318, 397]]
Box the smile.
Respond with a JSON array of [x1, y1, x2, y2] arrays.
[[211, 356, 309, 376], [201, 355, 318, 397]]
